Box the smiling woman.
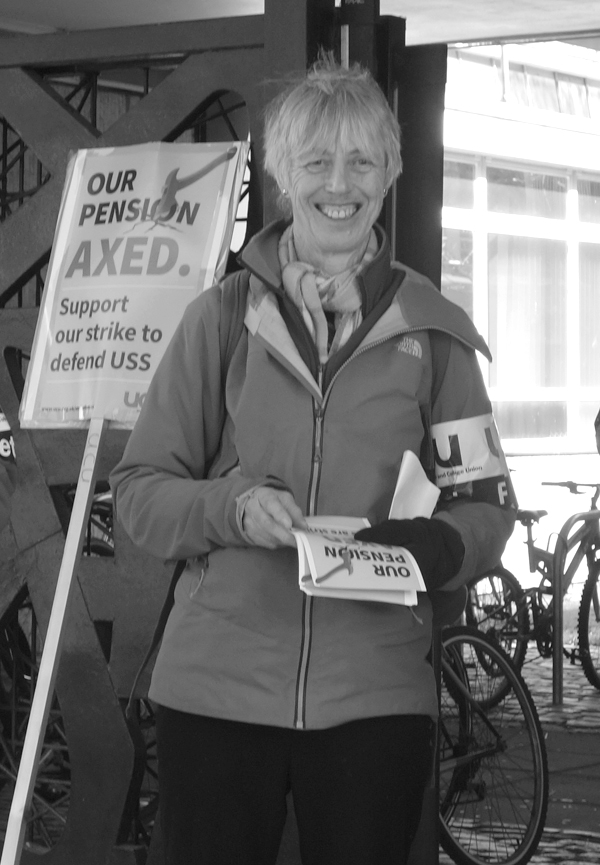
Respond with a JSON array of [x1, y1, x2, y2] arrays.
[[110, 52, 516, 865]]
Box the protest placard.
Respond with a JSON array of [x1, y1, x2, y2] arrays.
[[2, 140, 249, 865], [19, 140, 249, 429]]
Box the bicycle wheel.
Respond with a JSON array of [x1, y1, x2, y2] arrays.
[[466, 568, 528, 670], [438, 626, 548, 865], [466, 569, 529, 708], [578, 562, 600, 690]]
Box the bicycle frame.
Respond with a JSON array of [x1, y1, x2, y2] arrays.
[[551, 508, 600, 702], [515, 481, 600, 704], [524, 514, 595, 634], [475, 484, 600, 705]]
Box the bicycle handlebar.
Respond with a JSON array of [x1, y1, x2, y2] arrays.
[[542, 480, 600, 495]]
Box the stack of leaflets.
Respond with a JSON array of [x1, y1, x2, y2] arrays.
[[292, 451, 441, 606]]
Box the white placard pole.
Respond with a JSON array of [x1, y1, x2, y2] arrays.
[[1, 417, 107, 865]]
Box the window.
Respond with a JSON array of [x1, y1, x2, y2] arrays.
[[578, 179, 600, 223], [443, 41, 600, 452], [447, 45, 600, 120], [487, 167, 567, 219], [442, 156, 600, 451], [443, 160, 475, 208], [487, 235, 566, 389], [527, 68, 560, 112], [579, 243, 600, 387], [441, 228, 473, 318], [556, 73, 589, 116]]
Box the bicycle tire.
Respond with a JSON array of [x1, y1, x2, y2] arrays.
[[578, 562, 600, 691], [466, 568, 528, 708], [438, 625, 548, 865]]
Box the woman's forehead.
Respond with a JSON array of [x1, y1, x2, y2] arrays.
[[295, 128, 383, 160]]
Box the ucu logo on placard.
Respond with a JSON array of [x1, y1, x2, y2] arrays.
[[124, 391, 147, 409]]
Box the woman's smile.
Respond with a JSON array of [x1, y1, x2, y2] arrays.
[[316, 203, 360, 220]]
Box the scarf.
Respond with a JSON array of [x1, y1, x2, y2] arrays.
[[278, 225, 378, 364]]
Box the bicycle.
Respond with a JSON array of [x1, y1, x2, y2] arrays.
[[466, 481, 600, 703], [438, 625, 549, 865]]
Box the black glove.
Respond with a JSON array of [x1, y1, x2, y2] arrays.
[[354, 517, 465, 591]]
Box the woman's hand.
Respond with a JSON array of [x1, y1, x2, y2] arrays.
[[243, 486, 307, 549], [354, 517, 465, 590]]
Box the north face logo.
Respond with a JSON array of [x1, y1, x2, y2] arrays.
[[396, 336, 422, 359]]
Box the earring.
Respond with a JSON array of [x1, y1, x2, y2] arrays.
[[383, 187, 388, 197], [281, 188, 288, 196]]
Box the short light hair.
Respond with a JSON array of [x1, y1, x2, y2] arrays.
[[264, 55, 402, 196]]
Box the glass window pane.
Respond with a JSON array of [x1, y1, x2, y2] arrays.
[[526, 68, 559, 112], [577, 179, 600, 223], [579, 243, 600, 386], [557, 74, 590, 117], [577, 402, 600, 448], [588, 82, 600, 122], [441, 228, 473, 318], [445, 51, 503, 106], [443, 160, 475, 208], [493, 402, 566, 439], [487, 166, 567, 218], [488, 235, 567, 389], [508, 65, 529, 107]]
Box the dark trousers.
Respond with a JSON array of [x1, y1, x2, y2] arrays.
[[156, 707, 434, 865]]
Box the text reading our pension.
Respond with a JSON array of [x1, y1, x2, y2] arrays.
[[324, 546, 413, 578]]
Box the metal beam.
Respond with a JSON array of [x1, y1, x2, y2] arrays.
[[0, 17, 264, 69]]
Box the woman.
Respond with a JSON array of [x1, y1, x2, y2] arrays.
[[111, 57, 516, 865]]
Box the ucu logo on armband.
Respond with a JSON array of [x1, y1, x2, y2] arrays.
[[432, 414, 507, 487], [433, 424, 501, 470], [433, 433, 462, 470]]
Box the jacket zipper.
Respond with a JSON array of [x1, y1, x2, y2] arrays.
[[292, 327, 436, 728], [294, 365, 325, 729]]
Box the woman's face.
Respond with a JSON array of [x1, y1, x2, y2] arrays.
[[286, 138, 386, 273]]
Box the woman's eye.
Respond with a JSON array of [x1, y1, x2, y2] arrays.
[[305, 159, 326, 172]]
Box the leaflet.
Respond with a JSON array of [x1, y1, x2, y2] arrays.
[[292, 450, 438, 606], [293, 516, 426, 606]]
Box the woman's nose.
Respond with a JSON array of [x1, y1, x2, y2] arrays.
[[325, 159, 350, 192]]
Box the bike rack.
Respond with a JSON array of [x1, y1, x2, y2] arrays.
[[552, 509, 600, 704]]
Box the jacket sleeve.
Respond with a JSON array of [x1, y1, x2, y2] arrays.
[[428, 337, 517, 590], [110, 282, 278, 562], [0, 411, 16, 532]]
